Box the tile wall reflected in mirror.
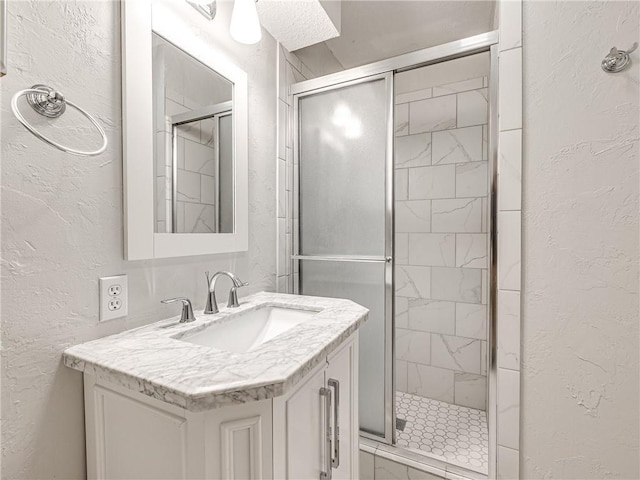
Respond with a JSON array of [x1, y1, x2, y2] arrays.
[[152, 33, 234, 233]]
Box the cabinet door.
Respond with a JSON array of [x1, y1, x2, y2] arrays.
[[280, 365, 327, 479], [85, 375, 202, 480], [326, 336, 359, 480], [204, 399, 273, 480]]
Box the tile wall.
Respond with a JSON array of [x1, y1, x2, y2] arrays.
[[394, 75, 490, 411], [276, 45, 318, 292], [171, 120, 218, 233], [362, 452, 445, 479], [155, 95, 219, 234], [495, 0, 523, 477], [153, 40, 231, 233]]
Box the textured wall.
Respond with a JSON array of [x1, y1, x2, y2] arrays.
[[1, 1, 277, 478], [521, 1, 639, 478]]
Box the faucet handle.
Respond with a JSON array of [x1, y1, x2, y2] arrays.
[[228, 281, 248, 308], [233, 277, 249, 287], [161, 297, 196, 323]]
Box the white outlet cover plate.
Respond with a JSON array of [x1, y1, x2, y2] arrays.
[[99, 275, 128, 322]]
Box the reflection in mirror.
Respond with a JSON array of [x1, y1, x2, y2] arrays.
[[152, 33, 234, 234]]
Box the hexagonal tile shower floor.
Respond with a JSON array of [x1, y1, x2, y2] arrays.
[[395, 391, 488, 474]]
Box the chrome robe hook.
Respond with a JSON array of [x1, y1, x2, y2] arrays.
[[602, 43, 638, 73]]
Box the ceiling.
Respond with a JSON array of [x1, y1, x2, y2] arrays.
[[318, 0, 496, 69]]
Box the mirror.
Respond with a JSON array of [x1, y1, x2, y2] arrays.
[[122, 0, 248, 260], [152, 34, 234, 234]]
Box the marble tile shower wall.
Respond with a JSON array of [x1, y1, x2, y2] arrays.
[[394, 77, 489, 411], [495, 1, 523, 477]]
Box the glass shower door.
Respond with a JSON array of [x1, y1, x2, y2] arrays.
[[294, 73, 394, 442]]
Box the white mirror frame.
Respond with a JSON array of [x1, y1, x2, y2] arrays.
[[122, 0, 248, 260]]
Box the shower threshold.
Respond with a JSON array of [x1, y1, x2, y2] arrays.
[[396, 392, 488, 475]]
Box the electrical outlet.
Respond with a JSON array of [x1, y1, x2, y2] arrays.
[[100, 275, 128, 322], [108, 284, 122, 296], [108, 298, 122, 311]]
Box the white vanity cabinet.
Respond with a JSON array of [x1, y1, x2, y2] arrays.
[[273, 333, 359, 480], [83, 333, 359, 480]]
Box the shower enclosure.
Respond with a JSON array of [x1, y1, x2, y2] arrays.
[[291, 32, 498, 476]]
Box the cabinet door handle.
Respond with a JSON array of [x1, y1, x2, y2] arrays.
[[319, 387, 332, 480], [328, 379, 340, 469]]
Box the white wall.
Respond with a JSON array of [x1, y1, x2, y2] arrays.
[[521, 1, 639, 478], [291, 41, 345, 77], [1, 1, 278, 478]]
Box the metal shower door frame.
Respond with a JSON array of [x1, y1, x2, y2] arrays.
[[292, 71, 396, 445], [291, 30, 500, 475]]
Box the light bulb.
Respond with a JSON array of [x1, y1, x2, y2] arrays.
[[230, 0, 262, 45]]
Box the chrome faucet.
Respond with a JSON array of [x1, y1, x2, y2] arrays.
[[161, 297, 196, 323], [204, 271, 248, 314]]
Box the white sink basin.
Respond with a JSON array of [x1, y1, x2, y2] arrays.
[[181, 306, 318, 353]]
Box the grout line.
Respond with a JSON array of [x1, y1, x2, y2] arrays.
[[429, 198, 433, 233], [454, 301, 458, 337], [498, 127, 523, 134], [498, 45, 523, 54], [497, 287, 521, 293], [455, 92, 459, 129], [498, 365, 520, 373]]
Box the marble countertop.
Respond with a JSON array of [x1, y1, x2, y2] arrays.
[[63, 292, 368, 412]]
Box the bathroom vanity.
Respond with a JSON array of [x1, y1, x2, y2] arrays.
[[64, 293, 367, 480]]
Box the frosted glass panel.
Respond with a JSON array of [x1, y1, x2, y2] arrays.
[[300, 260, 387, 437], [299, 79, 387, 256]]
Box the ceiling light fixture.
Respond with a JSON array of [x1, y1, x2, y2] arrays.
[[230, 0, 262, 45], [186, 0, 217, 21]]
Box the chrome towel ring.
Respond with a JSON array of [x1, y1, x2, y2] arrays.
[[11, 84, 108, 157]]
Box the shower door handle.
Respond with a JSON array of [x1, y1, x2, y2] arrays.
[[319, 387, 332, 480], [293, 255, 388, 263], [328, 378, 340, 469]]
